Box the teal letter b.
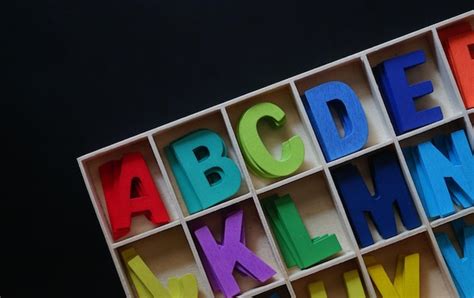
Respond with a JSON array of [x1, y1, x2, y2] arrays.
[[166, 129, 242, 214]]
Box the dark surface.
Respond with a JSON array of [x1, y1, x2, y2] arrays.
[[4, 1, 473, 297]]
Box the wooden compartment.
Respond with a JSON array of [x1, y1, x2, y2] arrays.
[[399, 118, 474, 224], [469, 113, 474, 145], [367, 31, 465, 138], [329, 144, 425, 253], [151, 110, 250, 216], [437, 14, 474, 31], [362, 232, 455, 297], [187, 198, 284, 297], [254, 284, 292, 298], [224, 84, 323, 190], [291, 258, 368, 298], [436, 14, 474, 46], [81, 137, 180, 244], [294, 58, 393, 163], [398, 117, 469, 147], [431, 213, 474, 298], [435, 14, 474, 113], [257, 171, 355, 278], [433, 212, 474, 244], [117, 225, 212, 297]]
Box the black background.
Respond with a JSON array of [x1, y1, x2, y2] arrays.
[[4, 1, 473, 297]]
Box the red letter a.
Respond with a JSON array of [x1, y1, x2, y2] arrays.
[[99, 152, 170, 240]]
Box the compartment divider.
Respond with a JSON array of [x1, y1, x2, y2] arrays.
[[289, 80, 378, 297], [361, 49, 460, 296], [148, 134, 214, 297], [221, 107, 297, 297]]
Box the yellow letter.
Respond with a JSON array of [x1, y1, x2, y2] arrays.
[[120, 248, 198, 298], [367, 253, 420, 298], [168, 274, 198, 298], [308, 281, 328, 298], [307, 270, 366, 298], [343, 270, 366, 298]]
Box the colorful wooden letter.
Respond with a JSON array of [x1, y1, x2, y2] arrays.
[[367, 253, 420, 298], [308, 281, 327, 298], [167, 275, 199, 298], [237, 102, 305, 178], [262, 194, 341, 269], [404, 129, 474, 219], [99, 152, 170, 240], [374, 50, 443, 135], [344, 270, 366, 298], [304, 81, 368, 161], [193, 209, 276, 298], [435, 219, 474, 298], [439, 22, 474, 109], [120, 248, 199, 298], [307, 270, 366, 298], [332, 150, 421, 247], [166, 129, 241, 214]]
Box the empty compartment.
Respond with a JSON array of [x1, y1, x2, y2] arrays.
[[400, 118, 474, 222], [258, 171, 354, 277], [294, 58, 392, 162], [254, 284, 292, 298], [330, 145, 424, 251], [81, 137, 180, 243], [117, 225, 212, 297], [367, 31, 465, 137], [225, 84, 322, 190], [362, 232, 454, 297], [151, 110, 250, 216], [187, 198, 284, 297], [291, 258, 369, 298]]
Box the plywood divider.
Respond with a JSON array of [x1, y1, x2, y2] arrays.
[[433, 213, 474, 248], [431, 207, 474, 229], [291, 258, 369, 298], [255, 166, 323, 196], [220, 107, 296, 297], [76, 10, 474, 298], [431, 26, 474, 148], [150, 110, 250, 216], [257, 171, 356, 278], [224, 84, 323, 190], [77, 161, 134, 297], [289, 81, 378, 298], [147, 134, 214, 297], [82, 137, 182, 243], [112, 221, 182, 249], [252, 283, 292, 298], [361, 43, 460, 296], [364, 233, 454, 297]]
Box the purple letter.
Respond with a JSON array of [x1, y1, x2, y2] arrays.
[[194, 209, 276, 297]]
